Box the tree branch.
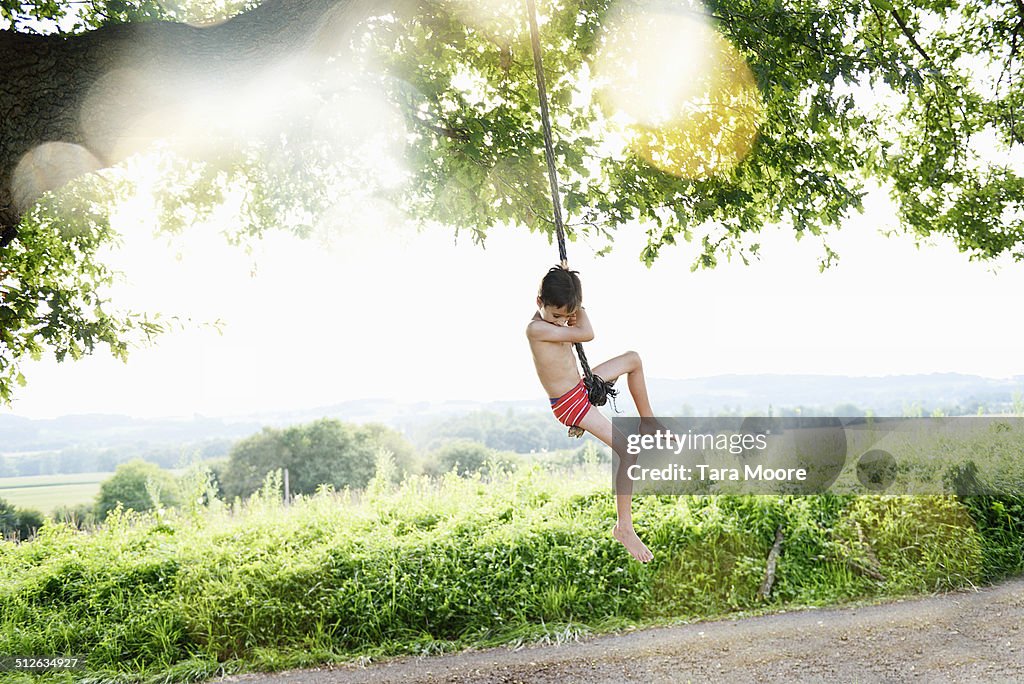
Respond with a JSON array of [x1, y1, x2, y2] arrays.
[[1000, 18, 1023, 143], [408, 116, 470, 142], [866, 3, 889, 59], [888, 7, 934, 66], [999, 19, 1021, 88]]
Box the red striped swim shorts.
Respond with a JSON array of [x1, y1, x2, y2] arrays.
[[550, 378, 591, 428]]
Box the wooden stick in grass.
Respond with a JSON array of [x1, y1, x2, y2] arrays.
[[856, 521, 882, 572], [758, 525, 785, 599], [847, 558, 887, 581], [848, 521, 886, 581]]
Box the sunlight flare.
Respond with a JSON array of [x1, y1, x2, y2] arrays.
[[448, 0, 523, 33], [594, 3, 763, 178], [12, 142, 103, 212], [76, 40, 409, 240]]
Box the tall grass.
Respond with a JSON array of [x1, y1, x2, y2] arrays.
[[958, 495, 1024, 581], [0, 464, 1008, 683]]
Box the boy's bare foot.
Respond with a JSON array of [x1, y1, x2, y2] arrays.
[[612, 523, 653, 563]]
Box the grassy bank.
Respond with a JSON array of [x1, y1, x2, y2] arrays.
[[0, 465, 1021, 683]]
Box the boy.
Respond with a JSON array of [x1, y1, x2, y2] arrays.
[[526, 265, 656, 563]]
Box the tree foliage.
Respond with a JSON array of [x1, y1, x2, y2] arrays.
[[368, 0, 1023, 266], [0, 174, 166, 403], [1, 0, 1022, 402], [0, 0, 256, 31]]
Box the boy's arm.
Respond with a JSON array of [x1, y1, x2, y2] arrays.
[[527, 308, 595, 343]]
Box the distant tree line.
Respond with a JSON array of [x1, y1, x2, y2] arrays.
[[0, 439, 232, 478], [402, 409, 583, 453], [8, 397, 1020, 482]]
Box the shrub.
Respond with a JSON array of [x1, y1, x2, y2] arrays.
[[221, 420, 413, 500], [95, 459, 181, 519], [425, 440, 493, 476], [0, 497, 46, 541], [51, 502, 99, 529]]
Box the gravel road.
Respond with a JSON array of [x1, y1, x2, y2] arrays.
[[216, 577, 1024, 683]]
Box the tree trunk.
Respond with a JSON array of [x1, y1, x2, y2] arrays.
[[0, 0, 388, 249]]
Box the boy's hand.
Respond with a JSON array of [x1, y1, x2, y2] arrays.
[[567, 306, 586, 326]]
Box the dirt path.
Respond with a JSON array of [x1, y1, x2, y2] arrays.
[[218, 578, 1024, 683]]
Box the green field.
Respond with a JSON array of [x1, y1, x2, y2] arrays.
[[0, 469, 192, 515], [0, 472, 112, 514]]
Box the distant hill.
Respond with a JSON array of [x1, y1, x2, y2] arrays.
[[646, 373, 1024, 416], [258, 373, 1024, 425], [0, 413, 263, 455], [2, 373, 1021, 473]]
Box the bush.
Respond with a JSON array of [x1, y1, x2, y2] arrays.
[[221, 419, 414, 500], [0, 497, 46, 541], [425, 440, 493, 476], [51, 502, 99, 529], [95, 459, 181, 519]]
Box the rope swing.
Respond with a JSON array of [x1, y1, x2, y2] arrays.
[[525, 0, 617, 431]]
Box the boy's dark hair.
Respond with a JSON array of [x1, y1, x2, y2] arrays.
[[538, 266, 582, 312]]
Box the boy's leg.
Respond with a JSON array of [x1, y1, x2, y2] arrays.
[[591, 351, 663, 433], [576, 407, 653, 563], [591, 351, 652, 415]]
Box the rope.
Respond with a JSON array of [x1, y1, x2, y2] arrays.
[[525, 0, 568, 267], [525, 0, 617, 427]]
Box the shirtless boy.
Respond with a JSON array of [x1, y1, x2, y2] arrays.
[[526, 265, 656, 563]]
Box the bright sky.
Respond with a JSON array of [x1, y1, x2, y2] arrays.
[[3, 2, 1023, 420], [5, 186, 1024, 420]]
